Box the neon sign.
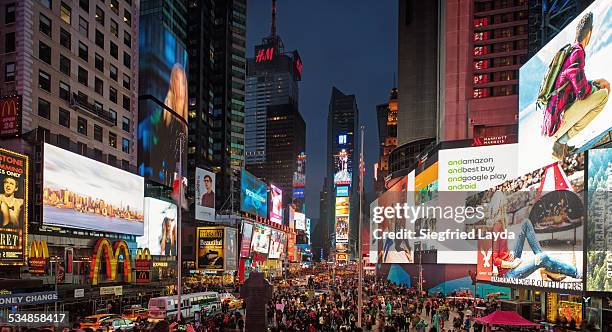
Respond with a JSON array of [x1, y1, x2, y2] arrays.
[[295, 58, 303, 75], [256, 48, 274, 62]]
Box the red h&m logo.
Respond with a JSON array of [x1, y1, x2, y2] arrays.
[[256, 48, 274, 63]]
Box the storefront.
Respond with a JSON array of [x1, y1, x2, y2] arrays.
[[544, 292, 582, 330]]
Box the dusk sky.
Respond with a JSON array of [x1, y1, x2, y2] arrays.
[[247, 0, 398, 219]]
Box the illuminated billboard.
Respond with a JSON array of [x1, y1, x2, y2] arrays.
[[292, 187, 304, 199], [240, 222, 254, 258], [0, 95, 21, 138], [287, 232, 296, 261], [292, 152, 306, 187], [224, 227, 237, 271], [269, 184, 283, 224], [195, 168, 215, 221], [137, 198, 177, 256], [335, 216, 349, 243], [586, 148, 612, 291], [0, 148, 28, 265], [240, 169, 268, 218], [475, 155, 584, 290], [335, 197, 350, 216], [415, 162, 438, 205], [294, 212, 306, 231], [518, 0, 612, 175], [43, 144, 144, 235], [196, 227, 224, 271], [251, 224, 271, 254], [268, 230, 286, 259], [334, 149, 352, 185], [336, 186, 349, 197]]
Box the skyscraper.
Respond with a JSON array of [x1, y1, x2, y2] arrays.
[[325, 87, 359, 260], [374, 86, 398, 194]]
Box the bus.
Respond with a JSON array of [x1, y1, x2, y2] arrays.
[[147, 292, 221, 322]]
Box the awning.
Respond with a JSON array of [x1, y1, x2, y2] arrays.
[[474, 310, 541, 327]]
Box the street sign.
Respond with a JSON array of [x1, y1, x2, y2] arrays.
[[74, 289, 84, 298]]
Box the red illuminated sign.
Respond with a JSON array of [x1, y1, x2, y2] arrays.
[[256, 48, 274, 62], [0, 95, 21, 137], [295, 59, 302, 76]]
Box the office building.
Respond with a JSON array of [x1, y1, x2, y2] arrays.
[[374, 86, 398, 193]]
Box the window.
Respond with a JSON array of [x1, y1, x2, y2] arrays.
[[122, 95, 130, 110], [95, 29, 104, 48], [78, 66, 88, 86], [94, 101, 103, 112], [57, 134, 70, 149], [39, 14, 52, 36], [59, 81, 70, 101], [123, 10, 131, 26], [38, 126, 51, 143], [95, 6, 104, 25], [109, 132, 117, 148], [473, 74, 489, 85], [79, 0, 89, 12], [78, 41, 88, 61], [94, 124, 103, 142], [94, 77, 103, 95], [95, 53, 103, 71], [38, 98, 51, 119], [5, 3, 16, 24], [110, 0, 119, 15], [60, 2, 71, 24], [39, 70, 51, 91], [60, 28, 71, 49], [39, 42, 51, 63], [4, 62, 15, 82], [109, 64, 118, 80], [122, 138, 129, 153], [122, 116, 130, 132], [124, 31, 131, 47], [492, 85, 514, 96], [123, 52, 131, 68], [59, 107, 70, 127], [78, 16, 88, 36], [110, 41, 118, 58], [110, 19, 118, 37], [108, 154, 117, 165], [473, 88, 489, 99], [122, 74, 130, 89], [109, 86, 118, 103], [77, 117, 88, 135], [59, 55, 70, 76], [5, 32, 15, 53], [77, 142, 87, 155], [109, 109, 117, 124]]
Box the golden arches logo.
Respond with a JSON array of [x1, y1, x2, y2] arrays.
[[29, 240, 49, 259], [135, 248, 151, 261], [90, 238, 132, 285], [0, 97, 18, 117]]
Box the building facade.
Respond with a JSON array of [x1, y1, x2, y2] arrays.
[[374, 86, 398, 194]]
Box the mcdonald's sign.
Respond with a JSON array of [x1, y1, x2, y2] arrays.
[[28, 240, 49, 275], [90, 238, 132, 285], [0, 95, 21, 137], [134, 248, 151, 283]]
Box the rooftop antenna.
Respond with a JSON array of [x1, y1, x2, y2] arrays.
[[271, 0, 277, 37]]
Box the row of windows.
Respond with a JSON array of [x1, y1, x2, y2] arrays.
[[37, 97, 130, 153], [41, 0, 131, 28], [473, 85, 516, 99]]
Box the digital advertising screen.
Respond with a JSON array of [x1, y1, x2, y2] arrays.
[[138, 198, 177, 256], [292, 152, 306, 187], [586, 148, 612, 291], [0, 148, 28, 265], [335, 216, 349, 243], [375, 176, 414, 264], [474, 154, 585, 290], [138, 18, 188, 187], [334, 149, 352, 185], [0, 95, 21, 138], [335, 197, 350, 217], [240, 169, 268, 218], [251, 224, 271, 254], [195, 168, 215, 221], [415, 162, 438, 205], [294, 212, 306, 230], [240, 221, 254, 258], [224, 227, 237, 271], [43, 144, 144, 235], [196, 227, 224, 271], [268, 230, 285, 259], [369, 199, 379, 264], [270, 184, 283, 224], [518, 0, 612, 175], [287, 232, 296, 261], [336, 186, 349, 197], [292, 187, 304, 199]]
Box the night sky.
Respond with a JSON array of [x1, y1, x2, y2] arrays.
[[247, 0, 398, 219]]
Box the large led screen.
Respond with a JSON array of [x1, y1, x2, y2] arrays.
[[586, 148, 612, 291], [240, 221, 254, 258], [334, 149, 352, 185], [251, 224, 271, 254], [196, 227, 224, 271], [474, 154, 585, 290], [138, 198, 177, 256], [518, 0, 612, 175], [0, 148, 28, 265], [240, 169, 268, 218], [195, 168, 215, 221], [138, 19, 188, 187], [268, 230, 285, 259], [43, 144, 144, 235], [294, 212, 306, 231], [225, 227, 237, 271], [269, 184, 283, 224]]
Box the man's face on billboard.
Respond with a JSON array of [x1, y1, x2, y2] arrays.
[[3, 178, 17, 196], [204, 177, 212, 192]]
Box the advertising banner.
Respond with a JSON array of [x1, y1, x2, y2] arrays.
[[287, 232, 296, 261], [251, 224, 271, 254], [335, 197, 350, 216], [336, 186, 349, 197], [0, 95, 21, 137], [294, 212, 306, 230], [0, 148, 28, 265], [474, 155, 584, 291], [292, 152, 306, 187], [518, 0, 612, 175], [196, 227, 224, 271], [334, 149, 352, 185], [225, 227, 237, 271], [137, 198, 177, 256], [369, 199, 379, 264], [43, 144, 144, 235], [240, 222, 254, 258], [335, 216, 349, 243], [415, 162, 438, 205], [240, 169, 268, 218], [195, 168, 215, 221], [586, 148, 612, 291], [268, 230, 285, 259], [270, 184, 283, 224]]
